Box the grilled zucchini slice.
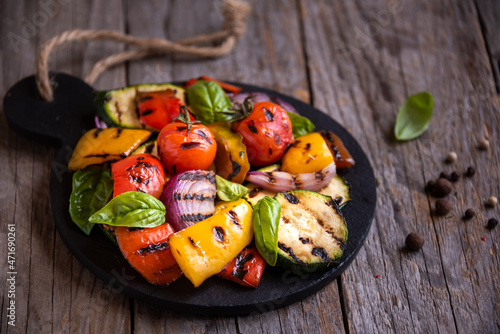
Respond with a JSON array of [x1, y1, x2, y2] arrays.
[[275, 190, 347, 271], [317, 174, 351, 208], [94, 83, 186, 129]]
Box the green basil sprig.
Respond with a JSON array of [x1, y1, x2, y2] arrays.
[[89, 191, 166, 228], [287, 111, 315, 139], [394, 92, 434, 141], [215, 175, 249, 201], [187, 80, 234, 124], [252, 196, 281, 266], [69, 165, 113, 235]]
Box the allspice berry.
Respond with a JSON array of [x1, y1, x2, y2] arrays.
[[433, 178, 453, 197], [425, 180, 436, 193], [405, 232, 425, 251], [435, 199, 452, 216], [464, 208, 475, 220], [465, 166, 476, 177], [449, 171, 460, 182]]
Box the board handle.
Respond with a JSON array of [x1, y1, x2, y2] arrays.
[[3, 73, 95, 148]]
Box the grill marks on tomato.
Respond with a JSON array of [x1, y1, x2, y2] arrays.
[[180, 142, 202, 150], [274, 133, 282, 145], [141, 109, 154, 116], [196, 129, 212, 144], [247, 121, 258, 134], [213, 226, 226, 243], [263, 108, 274, 121]]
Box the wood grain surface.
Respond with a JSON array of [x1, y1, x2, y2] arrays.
[[0, 0, 498, 333]]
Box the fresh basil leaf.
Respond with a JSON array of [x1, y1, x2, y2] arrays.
[[216, 175, 249, 201], [287, 112, 315, 138], [89, 191, 166, 228], [69, 165, 113, 235], [252, 196, 281, 266], [187, 80, 234, 125], [394, 92, 434, 141]]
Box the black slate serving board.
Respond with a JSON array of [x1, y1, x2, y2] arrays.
[[3, 73, 376, 315]]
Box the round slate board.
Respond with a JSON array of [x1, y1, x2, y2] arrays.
[[4, 73, 376, 316]]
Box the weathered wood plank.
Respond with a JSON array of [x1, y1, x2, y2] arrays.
[[301, 0, 499, 333], [475, 0, 500, 92]]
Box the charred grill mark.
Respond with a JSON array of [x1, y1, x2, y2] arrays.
[[136, 188, 146, 193], [227, 210, 241, 228], [180, 142, 202, 150], [278, 242, 304, 264], [305, 143, 311, 150], [299, 237, 310, 244], [334, 197, 343, 206], [282, 217, 291, 224], [249, 186, 262, 198], [283, 123, 290, 131], [274, 133, 282, 145], [84, 153, 123, 158], [116, 128, 123, 138], [176, 126, 188, 132], [247, 123, 258, 134], [311, 247, 331, 262], [136, 241, 169, 255], [292, 140, 301, 148], [264, 108, 274, 121], [196, 129, 212, 144], [178, 171, 216, 183], [130, 175, 142, 183], [144, 178, 151, 185], [115, 101, 123, 124], [227, 157, 241, 181], [181, 193, 216, 201], [282, 192, 299, 204], [213, 226, 225, 243], [93, 128, 103, 138], [181, 213, 213, 222], [327, 199, 343, 215], [315, 171, 325, 181], [138, 95, 153, 102], [137, 156, 145, 160], [141, 109, 154, 116], [269, 148, 273, 156], [232, 253, 254, 280], [188, 237, 197, 247]]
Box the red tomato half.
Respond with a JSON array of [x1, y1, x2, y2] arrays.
[[232, 102, 293, 166], [112, 154, 166, 199], [115, 224, 183, 286], [136, 90, 193, 131], [157, 123, 217, 174]]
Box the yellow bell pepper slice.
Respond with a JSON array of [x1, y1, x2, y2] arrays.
[[168, 199, 253, 287], [207, 122, 250, 184], [68, 128, 152, 170], [281, 132, 334, 174]]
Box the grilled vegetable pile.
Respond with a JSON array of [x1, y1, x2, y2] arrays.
[[67, 76, 355, 288]]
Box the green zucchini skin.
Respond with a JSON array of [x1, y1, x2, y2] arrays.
[[317, 174, 351, 208], [94, 83, 186, 129], [275, 190, 348, 272]]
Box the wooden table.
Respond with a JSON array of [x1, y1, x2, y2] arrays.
[[1, 0, 499, 332]]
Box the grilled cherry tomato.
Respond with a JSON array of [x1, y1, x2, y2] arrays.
[[136, 90, 194, 131], [115, 223, 183, 286], [111, 154, 166, 199], [232, 101, 293, 166], [157, 106, 217, 174], [218, 244, 266, 288]]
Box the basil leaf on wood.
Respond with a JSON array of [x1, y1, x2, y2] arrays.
[[394, 92, 434, 141], [69, 165, 113, 235], [287, 111, 315, 139], [252, 196, 281, 266], [187, 80, 234, 124], [215, 175, 249, 201], [89, 191, 166, 228]]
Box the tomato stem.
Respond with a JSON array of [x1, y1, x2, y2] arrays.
[[173, 105, 201, 134]]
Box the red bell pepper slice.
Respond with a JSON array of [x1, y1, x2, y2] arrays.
[[115, 223, 183, 286], [136, 90, 193, 131], [111, 154, 166, 199], [218, 244, 266, 288]]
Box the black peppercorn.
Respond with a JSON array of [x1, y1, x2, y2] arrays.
[[465, 166, 476, 177], [464, 208, 475, 220], [435, 199, 452, 216], [405, 232, 425, 251], [440, 172, 450, 180], [433, 178, 453, 197], [487, 218, 498, 230], [449, 171, 459, 182]]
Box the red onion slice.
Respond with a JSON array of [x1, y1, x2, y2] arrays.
[[160, 170, 216, 232], [94, 116, 108, 129], [245, 163, 336, 192]]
